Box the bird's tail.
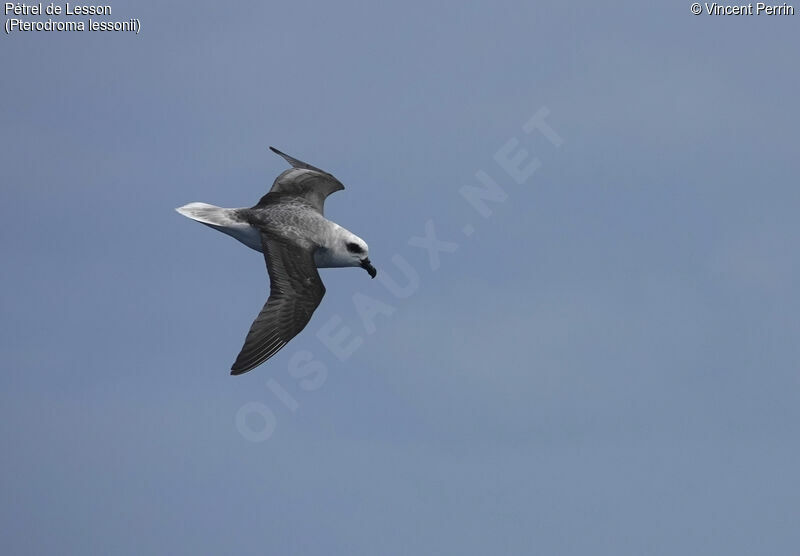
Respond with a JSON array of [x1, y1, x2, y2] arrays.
[[175, 202, 234, 227], [176, 202, 263, 252]]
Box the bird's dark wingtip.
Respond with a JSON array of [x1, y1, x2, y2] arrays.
[[269, 146, 282, 156]]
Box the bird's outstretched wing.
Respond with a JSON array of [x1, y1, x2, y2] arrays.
[[263, 146, 345, 215], [230, 233, 326, 375]]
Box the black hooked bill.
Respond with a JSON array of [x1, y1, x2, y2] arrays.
[[360, 258, 377, 278]]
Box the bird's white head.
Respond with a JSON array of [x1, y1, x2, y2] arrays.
[[316, 229, 377, 278], [341, 232, 377, 278]]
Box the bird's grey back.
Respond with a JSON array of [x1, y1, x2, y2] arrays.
[[239, 195, 332, 247]]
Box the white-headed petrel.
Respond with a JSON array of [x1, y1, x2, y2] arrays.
[[177, 147, 376, 375]]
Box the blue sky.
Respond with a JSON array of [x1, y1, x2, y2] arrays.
[[2, 1, 799, 554]]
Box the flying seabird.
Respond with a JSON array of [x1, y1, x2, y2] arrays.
[[177, 147, 377, 375]]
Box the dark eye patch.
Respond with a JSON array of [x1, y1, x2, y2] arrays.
[[346, 242, 363, 254]]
